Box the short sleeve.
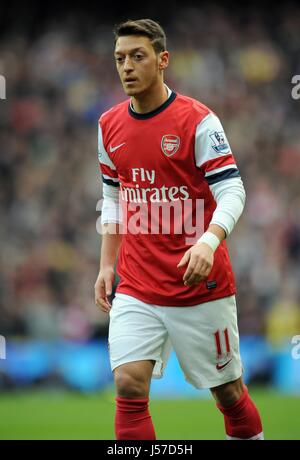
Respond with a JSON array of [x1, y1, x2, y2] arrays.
[[98, 120, 119, 188], [195, 113, 240, 185]]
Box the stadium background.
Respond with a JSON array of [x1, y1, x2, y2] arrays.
[[0, 0, 300, 439]]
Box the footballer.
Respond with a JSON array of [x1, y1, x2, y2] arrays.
[[95, 19, 263, 440]]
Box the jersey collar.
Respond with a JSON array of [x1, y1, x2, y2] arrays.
[[128, 88, 177, 120]]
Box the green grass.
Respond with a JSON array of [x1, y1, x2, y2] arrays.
[[0, 387, 299, 440]]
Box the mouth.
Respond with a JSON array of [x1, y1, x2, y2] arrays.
[[124, 78, 137, 84]]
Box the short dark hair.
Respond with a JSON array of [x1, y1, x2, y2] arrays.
[[114, 19, 166, 54]]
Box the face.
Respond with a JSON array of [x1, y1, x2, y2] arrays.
[[114, 35, 169, 97]]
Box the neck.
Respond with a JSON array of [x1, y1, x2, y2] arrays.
[[131, 81, 168, 114]]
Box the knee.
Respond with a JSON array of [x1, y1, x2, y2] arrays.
[[211, 378, 244, 407], [114, 370, 149, 399]]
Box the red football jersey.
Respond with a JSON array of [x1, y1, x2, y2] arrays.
[[98, 90, 239, 306]]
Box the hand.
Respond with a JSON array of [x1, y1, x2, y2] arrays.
[[95, 267, 115, 313], [177, 242, 214, 287]]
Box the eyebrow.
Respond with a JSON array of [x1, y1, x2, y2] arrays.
[[114, 47, 147, 55]]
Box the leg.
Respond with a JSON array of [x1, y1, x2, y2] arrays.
[[211, 377, 264, 440], [114, 359, 155, 398], [108, 293, 171, 440], [162, 295, 263, 439], [211, 376, 244, 407], [114, 360, 156, 440]]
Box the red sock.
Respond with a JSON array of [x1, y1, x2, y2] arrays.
[[217, 385, 264, 439], [115, 397, 156, 440]]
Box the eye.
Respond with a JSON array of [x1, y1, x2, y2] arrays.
[[134, 53, 144, 61], [115, 56, 125, 64]]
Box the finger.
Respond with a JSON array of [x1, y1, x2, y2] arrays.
[[105, 278, 113, 297], [96, 291, 111, 309], [177, 250, 191, 268], [195, 261, 212, 281], [183, 257, 197, 283], [95, 297, 110, 312], [95, 279, 111, 311], [184, 259, 208, 285], [201, 263, 213, 278], [184, 261, 203, 286], [96, 297, 111, 313], [186, 274, 203, 286], [95, 277, 106, 300], [185, 272, 202, 286]]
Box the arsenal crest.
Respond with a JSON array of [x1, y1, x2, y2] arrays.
[[161, 134, 180, 157]]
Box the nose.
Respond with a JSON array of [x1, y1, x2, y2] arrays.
[[123, 56, 134, 72]]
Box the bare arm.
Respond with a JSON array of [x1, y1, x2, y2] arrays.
[[95, 224, 122, 313]]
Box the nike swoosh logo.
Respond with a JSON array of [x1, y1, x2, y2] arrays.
[[109, 142, 125, 153], [216, 359, 232, 370]]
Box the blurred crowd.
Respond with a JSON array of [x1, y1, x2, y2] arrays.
[[1, 4, 300, 345]]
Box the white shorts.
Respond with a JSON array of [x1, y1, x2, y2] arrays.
[[108, 293, 243, 389]]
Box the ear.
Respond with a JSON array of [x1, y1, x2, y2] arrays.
[[159, 50, 169, 70]]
